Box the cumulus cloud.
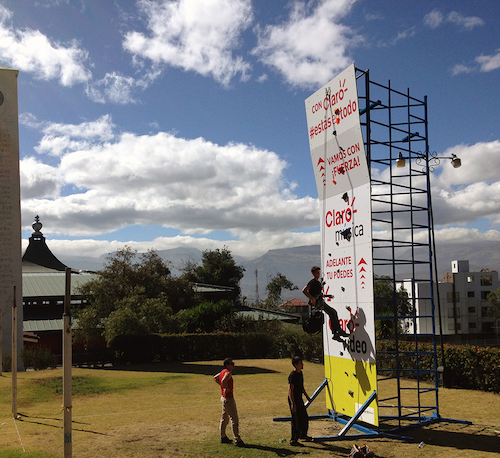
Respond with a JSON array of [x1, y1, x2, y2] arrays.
[[428, 141, 500, 226], [123, 0, 253, 86], [437, 141, 500, 188], [20, 157, 61, 199], [20, 115, 318, 241], [25, 230, 321, 260], [27, 115, 117, 156], [0, 5, 91, 86], [252, 0, 361, 88], [369, 141, 500, 235], [432, 227, 500, 244]]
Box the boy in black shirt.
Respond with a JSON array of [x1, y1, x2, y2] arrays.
[[288, 356, 312, 446], [302, 266, 348, 341]]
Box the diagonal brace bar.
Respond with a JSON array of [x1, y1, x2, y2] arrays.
[[305, 378, 328, 408], [337, 390, 377, 437]]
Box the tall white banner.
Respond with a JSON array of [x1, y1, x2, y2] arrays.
[[305, 64, 377, 425]]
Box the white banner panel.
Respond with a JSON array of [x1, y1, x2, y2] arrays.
[[305, 64, 377, 425]]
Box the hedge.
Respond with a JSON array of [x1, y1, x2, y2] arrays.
[[21, 346, 58, 370], [376, 340, 500, 393], [107, 332, 499, 393], [444, 344, 500, 392], [108, 332, 281, 364]]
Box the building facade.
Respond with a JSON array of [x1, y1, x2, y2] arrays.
[[404, 260, 499, 339], [22, 216, 98, 355]]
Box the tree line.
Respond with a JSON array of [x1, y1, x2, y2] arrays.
[[74, 244, 500, 349], [73, 245, 301, 346]]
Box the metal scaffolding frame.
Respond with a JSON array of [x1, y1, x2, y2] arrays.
[[356, 67, 469, 434]]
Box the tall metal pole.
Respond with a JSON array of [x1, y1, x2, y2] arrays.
[[0, 303, 3, 377], [255, 269, 259, 305], [63, 267, 72, 457], [12, 285, 17, 418]]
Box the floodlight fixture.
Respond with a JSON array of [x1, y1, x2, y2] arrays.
[[451, 154, 461, 168], [396, 152, 405, 168]]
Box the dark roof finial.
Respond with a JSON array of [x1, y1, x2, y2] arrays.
[[32, 215, 43, 235]]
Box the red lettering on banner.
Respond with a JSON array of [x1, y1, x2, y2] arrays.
[[325, 207, 358, 228], [309, 98, 358, 140]]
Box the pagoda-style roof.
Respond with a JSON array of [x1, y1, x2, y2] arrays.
[[22, 216, 67, 271]]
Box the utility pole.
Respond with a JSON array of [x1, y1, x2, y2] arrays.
[[12, 286, 17, 418], [255, 269, 259, 304], [63, 267, 72, 457]]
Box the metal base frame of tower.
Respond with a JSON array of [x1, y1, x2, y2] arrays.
[[274, 67, 470, 441]]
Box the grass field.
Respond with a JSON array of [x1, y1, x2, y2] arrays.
[[0, 359, 498, 457]]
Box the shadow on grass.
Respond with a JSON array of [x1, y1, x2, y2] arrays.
[[409, 422, 500, 455], [238, 443, 296, 456], [17, 412, 108, 436], [103, 361, 278, 376], [238, 442, 352, 457]]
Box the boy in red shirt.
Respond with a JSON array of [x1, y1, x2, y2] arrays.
[[214, 358, 244, 447]]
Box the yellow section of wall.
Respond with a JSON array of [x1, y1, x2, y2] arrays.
[[324, 354, 378, 426]]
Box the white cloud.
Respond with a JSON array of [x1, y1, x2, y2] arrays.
[[430, 141, 500, 226], [447, 11, 484, 30], [85, 70, 162, 105], [451, 63, 474, 76], [20, 157, 61, 199], [123, 0, 253, 86], [85, 72, 147, 104], [31, 115, 116, 156], [21, 116, 318, 240], [452, 49, 500, 75], [475, 49, 500, 72], [437, 141, 500, 187], [21, 229, 321, 261], [369, 141, 500, 233], [423, 9, 443, 28], [34, 0, 70, 7], [432, 227, 500, 244], [390, 27, 416, 45], [0, 5, 91, 86], [424, 9, 484, 30], [252, 0, 361, 88]]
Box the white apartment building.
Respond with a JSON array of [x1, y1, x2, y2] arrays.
[[403, 260, 499, 336]]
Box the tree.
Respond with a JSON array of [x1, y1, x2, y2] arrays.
[[263, 273, 297, 309], [75, 246, 197, 344], [182, 247, 245, 305], [104, 293, 181, 342], [374, 276, 413, 338], [180, 300, 234, 333], [487, 288, 500, 321]]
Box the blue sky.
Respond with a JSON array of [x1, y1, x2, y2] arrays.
[[1, 0, 499, 259]]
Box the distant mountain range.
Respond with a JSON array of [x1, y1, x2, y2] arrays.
[[58, 241, 500, 304]]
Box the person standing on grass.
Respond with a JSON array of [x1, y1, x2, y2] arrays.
[[288, 356, 312, 446], [214, 358, 244, 447]]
